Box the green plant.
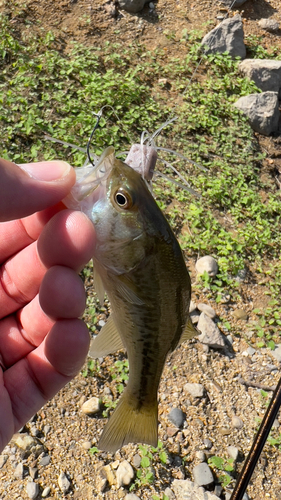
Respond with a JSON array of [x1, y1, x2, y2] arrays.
[[81, 359, 100, 378], [208, 455, 235, 488], [130, 441, 169, 489]]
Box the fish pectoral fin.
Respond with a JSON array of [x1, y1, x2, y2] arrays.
[[111, 275, 145, 306], [178, 317, 199, 345], [93, 265, 105, 304], [98, 389, 158, 453], [89, 314, 124, 358]]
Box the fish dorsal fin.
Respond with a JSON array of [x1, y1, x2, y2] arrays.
[[178, 317, 199, 345], [110, 275, 145, 306], [89, 314, 124, 358], [93, 266, 105, 304]]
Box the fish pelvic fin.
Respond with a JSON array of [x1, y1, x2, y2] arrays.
[[98, 390, 158, 453], [178, 317, 199, 345], [93, 265, 105, 304], [89, 314, 124, 358]]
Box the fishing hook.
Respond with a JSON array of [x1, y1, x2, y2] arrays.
[[86, 110, 103, 167]]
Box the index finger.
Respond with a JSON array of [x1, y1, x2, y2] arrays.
[[0, 203, 65, 263]]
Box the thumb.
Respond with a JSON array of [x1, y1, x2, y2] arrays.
[[0, 158, 76, 222]]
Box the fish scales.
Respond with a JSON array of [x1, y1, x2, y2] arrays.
[[64, 148, 197, 452]]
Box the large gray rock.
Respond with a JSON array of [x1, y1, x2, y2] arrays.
[[197, 312, 226, 349], [233, 91, 280, 136], [172, 479, 220, 500], [119, 0, 148, 13], [201, 14, 246, 59], [239, 59, 281, 96], [193, 463, 214, 487]]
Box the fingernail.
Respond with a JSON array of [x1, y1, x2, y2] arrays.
[[18, 161, 71, 181]]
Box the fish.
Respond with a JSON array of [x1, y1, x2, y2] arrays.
[[64, 146, 197, 453]]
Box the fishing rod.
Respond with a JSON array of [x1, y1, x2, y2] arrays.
[[230, 375, 281, 500]]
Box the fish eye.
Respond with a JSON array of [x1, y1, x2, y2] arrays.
[[113, 188, 133, 209]]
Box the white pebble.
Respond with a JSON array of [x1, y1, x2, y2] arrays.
[[116, 460, 134, 487], [58, 471, 71, 494], [81, 397, 100, 415], [231, 416, 244, 429], [195, 256, 218, 277], [26, 481, 39, 500]]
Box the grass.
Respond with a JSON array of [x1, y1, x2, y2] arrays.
[[0, 13, 280, 353]]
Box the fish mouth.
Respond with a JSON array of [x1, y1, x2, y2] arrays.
[[63, 146, 115, 210]]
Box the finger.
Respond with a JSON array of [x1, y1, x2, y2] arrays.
[[0, 241, 46, 318], [3, 319, 90, 435], [0, 203, 65, 263], [0, 267, 87, 366], [39, 266, 86, 320], [0, 159, 75, 222], [38, 210, 96, 271], [0, 211, 95, 318]]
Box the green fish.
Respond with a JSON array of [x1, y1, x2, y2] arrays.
[[66, 147, 197, 452]]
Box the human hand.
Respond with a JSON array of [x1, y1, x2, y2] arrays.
[[0, 158, 96, 452]]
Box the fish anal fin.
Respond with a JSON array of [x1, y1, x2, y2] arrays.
[[98, 390, 158, 453], [89, 314, 124, 358], [178, 317, 199, 345]]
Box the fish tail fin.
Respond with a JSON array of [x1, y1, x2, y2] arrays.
[[98, 389, 158, 453]]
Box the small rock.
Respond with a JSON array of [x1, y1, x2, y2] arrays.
[[272, 345, 281, 363], [116, 460, 134, 487], [195, 450, 206, 462], [197, 303, 216, 319], [124, 494, 141, 500], [197, 313, 226, 349], [39, 454, 51, 467], [0, 455, 8, 469], [227, 446, 239, 461], [184, 383, 205, 398], [172, 479, 220, 500], [26, 481, 39, 500], [233, 309, 248, 320], [119, 0, 148, 13], [258, 18, 279, 33], [58, 471, 71, 494], [193, 463, 214, 487], [214, 485, 223, 497], [189, 301, 197, 313], [81, 441, 92, 450], [203, 438, 213, 450], [272, 419, 280, 429], [29, 467, 38, 479], [167, 427, 178, 437], [15, 462, 25, 479], [190, 310, 200, 324], [220, 0, 247, 5], [168, 408, 185, 428], [231, 416, 244, 429], [81, 397, 100, 415], [243, 346, 256, 356], [42, 486, 51, 498], [164, 487, 175, 499], [195, 256, 218, 277], [148, 2, 154, 9], [14, 433, 38, 451], [43, 425, 51, 436], [219, 427, 231, 436], [132, 454, 141, 468], [102, 464, 116, 486]]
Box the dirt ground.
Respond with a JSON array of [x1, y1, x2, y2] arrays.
[[0, 1, 281, 499]]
